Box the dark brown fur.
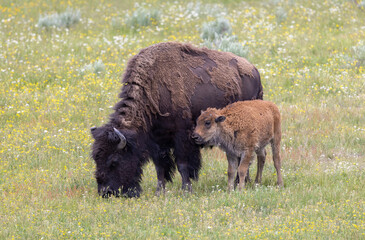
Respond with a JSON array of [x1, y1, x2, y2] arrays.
[[112, 42, 261, 130], [91, 42, 263, 197], [193, 100, 283, 191]]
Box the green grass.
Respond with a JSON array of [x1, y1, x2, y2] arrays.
[[1, 0, 364, 239]]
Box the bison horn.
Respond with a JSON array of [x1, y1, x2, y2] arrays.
[[113, 127, 127, 149]]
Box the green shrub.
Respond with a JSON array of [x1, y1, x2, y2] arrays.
[[81, 60, 105, 75], [200, 18, 232, 41], [276, 7, 287, 24], [186, 2, 225, 18], [201, 18, 248, 58], [126, 7, 160, 28], [38, 8, 81, 29], [353, 44, 365, 66], [203, 35, 249, 58]]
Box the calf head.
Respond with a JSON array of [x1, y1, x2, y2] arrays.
[[90, 125, 144, 198], [192, 108, 226, 144]]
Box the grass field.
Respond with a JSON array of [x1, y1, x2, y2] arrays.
[[1, 0, 364, 239]]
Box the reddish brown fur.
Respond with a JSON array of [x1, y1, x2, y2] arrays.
[[193, 100, 283, 191]]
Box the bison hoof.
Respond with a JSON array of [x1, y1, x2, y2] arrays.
[[124, 189, 140, 198], [101, 188, 120, 198], [155, 187, 166, 197], [181, 183, 192, 193]]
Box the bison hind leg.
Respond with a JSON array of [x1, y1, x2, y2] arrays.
[[161, 149, 176, 182]]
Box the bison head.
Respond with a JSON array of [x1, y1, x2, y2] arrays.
[[90, 125, 145, 198], [192, 108, 226, 145]]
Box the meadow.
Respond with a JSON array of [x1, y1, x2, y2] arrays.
[[1, 0, 364, 239]]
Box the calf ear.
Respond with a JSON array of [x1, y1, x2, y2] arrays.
[[215, 116, 226, 123]]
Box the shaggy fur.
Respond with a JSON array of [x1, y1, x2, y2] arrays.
[[193, 100, 284, 191], [111, 42, 261, 130], [91, 42, 263, 197]]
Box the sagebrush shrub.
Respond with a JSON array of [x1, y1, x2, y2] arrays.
[[203, 35, 249, 58], [126, 8, 160, 28], [276, 7, 287, 24], [200, 18, 232, 41], [186, 2, 226, 18], [353, 44, 365, 65], [201, 18, 248, 58], [38, 8, 80, 29], [81, 60, 105, 75]]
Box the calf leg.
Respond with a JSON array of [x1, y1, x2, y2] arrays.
[[271, 141, 284, 187], [234, 161, 251, 188], [237, 149, 255, 191], [226, 153, 239, 192], [255, 148, 266, 184]]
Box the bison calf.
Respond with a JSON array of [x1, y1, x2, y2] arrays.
[[192, 100, 283, 191]]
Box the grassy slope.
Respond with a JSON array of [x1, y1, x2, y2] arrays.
[[1, 0, 364, 239]]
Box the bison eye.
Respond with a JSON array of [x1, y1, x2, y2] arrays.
[[205, 120, 211, 127]]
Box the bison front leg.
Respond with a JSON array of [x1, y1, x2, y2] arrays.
[[174, 131, 202, 193], [176, 162, 192, 192]]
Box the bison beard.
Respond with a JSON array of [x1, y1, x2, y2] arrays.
[[91, 42, 263, 197]]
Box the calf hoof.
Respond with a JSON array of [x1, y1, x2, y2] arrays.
[[227, 185, 235, 193]]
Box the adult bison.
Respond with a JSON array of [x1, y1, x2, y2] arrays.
[[91, 42, 263, 198]]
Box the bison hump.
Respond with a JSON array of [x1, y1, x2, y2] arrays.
[[115, 42, 257, 130]]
